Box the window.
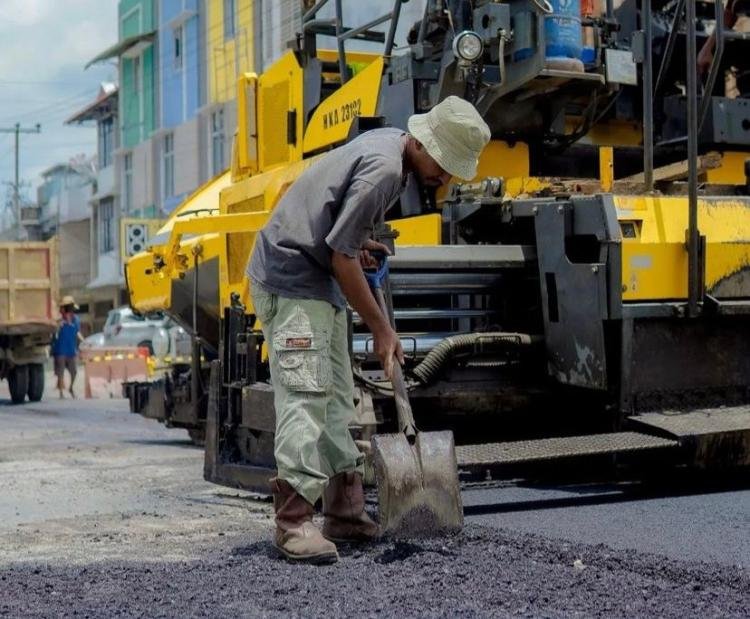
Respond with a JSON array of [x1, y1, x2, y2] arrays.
[[162, 133, 174, 199], [99, 197, 115, 254], [123, 153, 133, 214], [173, 26, 183, 71], [133, 55, 141, 93], [99, 116, 114, 169], [211, 109, 225, 175], [224, 0, 236, 39]]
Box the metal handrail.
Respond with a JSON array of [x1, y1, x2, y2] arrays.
[[654, 0, 685, 95], [643, 0, 654, 191], [686, 0, 702, 316], [698, 0, 725, 131], [302, 0, 406, 84]]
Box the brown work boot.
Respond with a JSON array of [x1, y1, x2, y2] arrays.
[[271, 478, 338, 564], [322, 471, 380, 543]]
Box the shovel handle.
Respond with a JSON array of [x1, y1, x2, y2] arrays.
[[373, 287, 417, 440]]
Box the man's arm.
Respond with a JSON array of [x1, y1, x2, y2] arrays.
[[698, 0, 738, 74], [331, 250, 404, 380]]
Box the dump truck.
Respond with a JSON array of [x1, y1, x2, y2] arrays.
[[0, 238, 58, 404], [124, 0, 750, 494]]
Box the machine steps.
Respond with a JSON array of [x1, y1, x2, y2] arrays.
[[456, 432, 677, 468], [456, 406, 750, 470]]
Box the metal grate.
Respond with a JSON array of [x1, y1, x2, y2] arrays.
[[456, 432, 677, 467], [629, 406, 750, 438]]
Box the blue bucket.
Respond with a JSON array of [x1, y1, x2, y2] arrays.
[[545, 0, 582, 60]]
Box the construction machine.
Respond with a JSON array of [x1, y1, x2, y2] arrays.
[[124, 0, 750, 493]]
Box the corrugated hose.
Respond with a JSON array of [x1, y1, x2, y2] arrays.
[[411, 332, 540, 385]]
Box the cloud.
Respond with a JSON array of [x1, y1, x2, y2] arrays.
[[0, 0, 56, 27], [0, 2, 117, 81], [0, 0, 117, 200]]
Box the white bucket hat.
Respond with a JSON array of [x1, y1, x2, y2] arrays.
[[407, 96, 491, 181]]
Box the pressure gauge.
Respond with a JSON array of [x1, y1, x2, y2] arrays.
[[453, 30, 484, 62]]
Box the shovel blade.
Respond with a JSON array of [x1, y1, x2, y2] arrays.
[[371, 430, 463, 538]]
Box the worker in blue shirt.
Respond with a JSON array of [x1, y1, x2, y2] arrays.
[[52, 295, 83, 399]]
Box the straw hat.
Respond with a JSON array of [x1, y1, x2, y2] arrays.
[[407, 96, 491, 181], [59, 295, 79, 310]]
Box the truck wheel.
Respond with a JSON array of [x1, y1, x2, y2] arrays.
[[27, 364, 45, 402], [8, 365, 29, 405]]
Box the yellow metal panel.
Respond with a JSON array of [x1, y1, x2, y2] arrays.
[[303, 57, 384, 154], [218, 155, 320, 310], [599, 147, 614, 192], [257, 51, 304, 170], [126, 244, 177, 313], [576, 120, 643, 147], [616, 195, 750, 300], [705, 151, 750, 185], [236, 73, 259, 175], [315, 49, 383, 67], [391, 214, 442, 245], [226, 195, 264, 285], [503, 176, 550, 197], [475, 141, 530, 180], [436, 141, 530, 203], [156, 172, 231, 235], [127, 172, 232, 313]]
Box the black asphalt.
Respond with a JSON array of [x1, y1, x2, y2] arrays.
[[2, 525, 748, 618], [1, 396, 748, 617]]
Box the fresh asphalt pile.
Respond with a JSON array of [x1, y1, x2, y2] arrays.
[[2, 523, 747, 618]]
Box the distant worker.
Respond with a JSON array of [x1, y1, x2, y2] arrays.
[[52, 295, 83, 399], [247, 96, 491, 564]]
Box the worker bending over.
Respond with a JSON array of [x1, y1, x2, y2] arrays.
[[247, 96, 490, 564]]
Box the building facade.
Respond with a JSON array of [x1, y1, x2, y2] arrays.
[[36, 162, 96, 333], [67, 0, 336, 332], [157, 0, 206, 213], [66, 83, 121, 332], [256, 0, 302, 70], [200, 0, 255, 181]]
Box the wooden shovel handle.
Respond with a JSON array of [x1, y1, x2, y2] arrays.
[[373, 288, 417, 440]]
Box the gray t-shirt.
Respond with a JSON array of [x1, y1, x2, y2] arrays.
[[247, 128, 407, 308]]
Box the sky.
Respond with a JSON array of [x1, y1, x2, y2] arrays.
[[0, 0, 426, 215], [0, 0, 117, 208]]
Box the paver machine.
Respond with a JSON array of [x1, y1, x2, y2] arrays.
[[125, 0, 750, 499]]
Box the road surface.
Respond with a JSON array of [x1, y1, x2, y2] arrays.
[[1, 394, 747, 617]]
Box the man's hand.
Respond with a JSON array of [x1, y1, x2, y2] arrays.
[[331, 249, 405, 380], [373, 325, 405, 381], [697, 38, 714, 76], [359, 239, 391, 270]]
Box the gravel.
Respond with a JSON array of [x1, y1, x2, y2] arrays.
[[2, 523, 747, 618]]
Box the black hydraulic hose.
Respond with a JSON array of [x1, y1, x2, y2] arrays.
[[411, 332, 540, 385]]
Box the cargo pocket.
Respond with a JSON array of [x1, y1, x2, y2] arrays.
[[274, 331, 332, 393]]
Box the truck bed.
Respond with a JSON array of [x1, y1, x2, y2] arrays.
[[0, 240, 59, 333]]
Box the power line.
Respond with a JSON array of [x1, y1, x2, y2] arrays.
[[0, 89, 94, 125], [0, 123, 42, 240]]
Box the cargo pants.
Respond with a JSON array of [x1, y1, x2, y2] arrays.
[[252, 284, 364, 504]]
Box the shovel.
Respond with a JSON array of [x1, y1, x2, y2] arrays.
[[364, 256, 463, 538]]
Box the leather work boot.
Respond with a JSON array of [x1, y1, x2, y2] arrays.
[[270, 478, 339, 564], [322, 471, 380, 543]]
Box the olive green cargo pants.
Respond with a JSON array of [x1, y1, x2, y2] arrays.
[[252, 284, 363, 504]]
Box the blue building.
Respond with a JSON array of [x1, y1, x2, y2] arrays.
[[156, 0, 206, 213]]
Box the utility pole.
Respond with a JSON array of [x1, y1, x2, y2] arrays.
[[0, 123, 41, 238]]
